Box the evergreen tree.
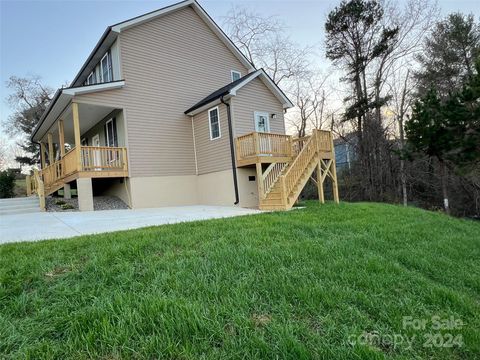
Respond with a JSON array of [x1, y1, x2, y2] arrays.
[[416, 13, 480, 98]]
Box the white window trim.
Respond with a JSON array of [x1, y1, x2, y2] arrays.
[[105, 118, 116, 147], [254, 111, 270, 133], [87, 71, 95, 85], [100, 52, 111, 83], [231, 70, 241, 82], [208, 106, 221, 140]]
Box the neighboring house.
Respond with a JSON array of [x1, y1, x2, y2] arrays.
[[31, 0, 338, 211], [334, 133, 357, 171]]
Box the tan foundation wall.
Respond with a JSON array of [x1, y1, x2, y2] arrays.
[[129, 175, 198, 208], [127, 168, 259, 209]]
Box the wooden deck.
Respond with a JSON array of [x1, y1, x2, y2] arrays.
[[30, 146, 128, 203], [235, 131, 333, 166], [235, 130, 338, 210]]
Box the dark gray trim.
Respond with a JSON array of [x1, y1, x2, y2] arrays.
[[221, 96, 239, 205], [70, 27, 113, 87], [185, 72, 257, 114]]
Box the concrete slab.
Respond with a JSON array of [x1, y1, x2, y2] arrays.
[[0, 206, 261, 244]]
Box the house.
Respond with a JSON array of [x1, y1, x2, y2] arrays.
[[334, 133, 357, 171], [30, 0, 339, 211]]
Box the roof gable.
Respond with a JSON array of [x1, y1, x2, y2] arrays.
[[185, 69, 294, 115], [72, 0, 254, 87]]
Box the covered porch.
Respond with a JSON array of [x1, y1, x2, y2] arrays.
[[31, 83, 129, 211]]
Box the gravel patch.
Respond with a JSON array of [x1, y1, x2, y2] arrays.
[[46, 196, 128, 212]]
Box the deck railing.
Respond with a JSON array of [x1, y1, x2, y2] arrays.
[[81, 146, 128, 172], [235, 132, 293, 162], [280, 130, 333, 200], [39, 146, 128, 189], [235, 131, 333, 165]]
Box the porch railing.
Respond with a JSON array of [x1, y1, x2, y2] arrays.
[[39, 146, 128, 189], [235, 132, 293, 162]]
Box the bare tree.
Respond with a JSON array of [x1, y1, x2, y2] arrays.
[[4, 75, 53, 166], [223, 6, 312, 86], [287, 72, 330, 138]]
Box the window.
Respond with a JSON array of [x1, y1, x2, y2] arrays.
[[105, 118, 118, 147], [254, 111, 270, 133], [231, 70, 241, 82], [101, 52, 113, 83], [208, 107, 221, 140], [86, 71, 96, 85]]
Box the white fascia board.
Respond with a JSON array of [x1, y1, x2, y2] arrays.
[[229, 70, 262, 95], [63, 81, 125, 96], [257, 71, 294, 109], [230, 70, 294, 109], [111, 0, 194, 32]]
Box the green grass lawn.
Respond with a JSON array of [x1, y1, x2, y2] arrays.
[[1, 202, 479, 359]]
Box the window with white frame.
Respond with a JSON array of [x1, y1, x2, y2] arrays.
[[231, 70, 241, 82], [208, 107, 221, 140], [254, 111, 270, 133], [101, 52, 113, 83], [86, 71, 96, 85]]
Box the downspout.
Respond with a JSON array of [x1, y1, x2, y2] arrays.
[[221, 96, 239, 205]]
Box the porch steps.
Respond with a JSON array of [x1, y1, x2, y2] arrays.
[[0, 197, 41, 216], [258, 129, 338, 211]]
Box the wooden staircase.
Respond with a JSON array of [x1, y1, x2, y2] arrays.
[[258, 129, 339, 210]]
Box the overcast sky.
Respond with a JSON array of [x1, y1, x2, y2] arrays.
[[1, 0, 479, 133]]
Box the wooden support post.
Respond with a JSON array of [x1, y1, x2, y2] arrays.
[[122, 148, 128, 171], [40, 143, 46, 169], [330, 133, 339, 204], [317, 162, 324, 204], [72, 102, 82, 171], [253, 132, 260, 155], [47, 132, 54, 164], [279, 175, 287, 208], [26, 175, 32, 196], [58, 119, 65, 158], [256, 162, 264, 201]]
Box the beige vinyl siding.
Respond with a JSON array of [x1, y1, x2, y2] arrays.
[[193, 104, 231, 175], [75, 6, 248, 177], [80, 110, 125, 147], [232, 78, 285, 136]]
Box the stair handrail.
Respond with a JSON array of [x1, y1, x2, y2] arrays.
[[282, 130, 319, 198], [262, 162, 288, 199], [33, 169, 46, 211]]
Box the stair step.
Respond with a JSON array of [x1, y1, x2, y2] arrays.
[[259, 204, 286, 211], [261, 199, 285, 206], [265, 192, 282, 200]]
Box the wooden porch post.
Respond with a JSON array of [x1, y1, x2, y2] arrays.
[[40, 143, 46, 169], [26, 175, 32, 196], [317, 162, 325, 204], [256, 162, 264, 201], [58, 119, 65, 158], [47, 132, 54, 164], [72, 102, 82, 171], [330, 133, 339, 204]]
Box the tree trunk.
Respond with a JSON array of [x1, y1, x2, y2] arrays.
[[439, 160, 450, 215], [400, 159, 407, 206]]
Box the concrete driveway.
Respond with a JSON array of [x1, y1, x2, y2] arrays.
[[0, 206, 261, 244]]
